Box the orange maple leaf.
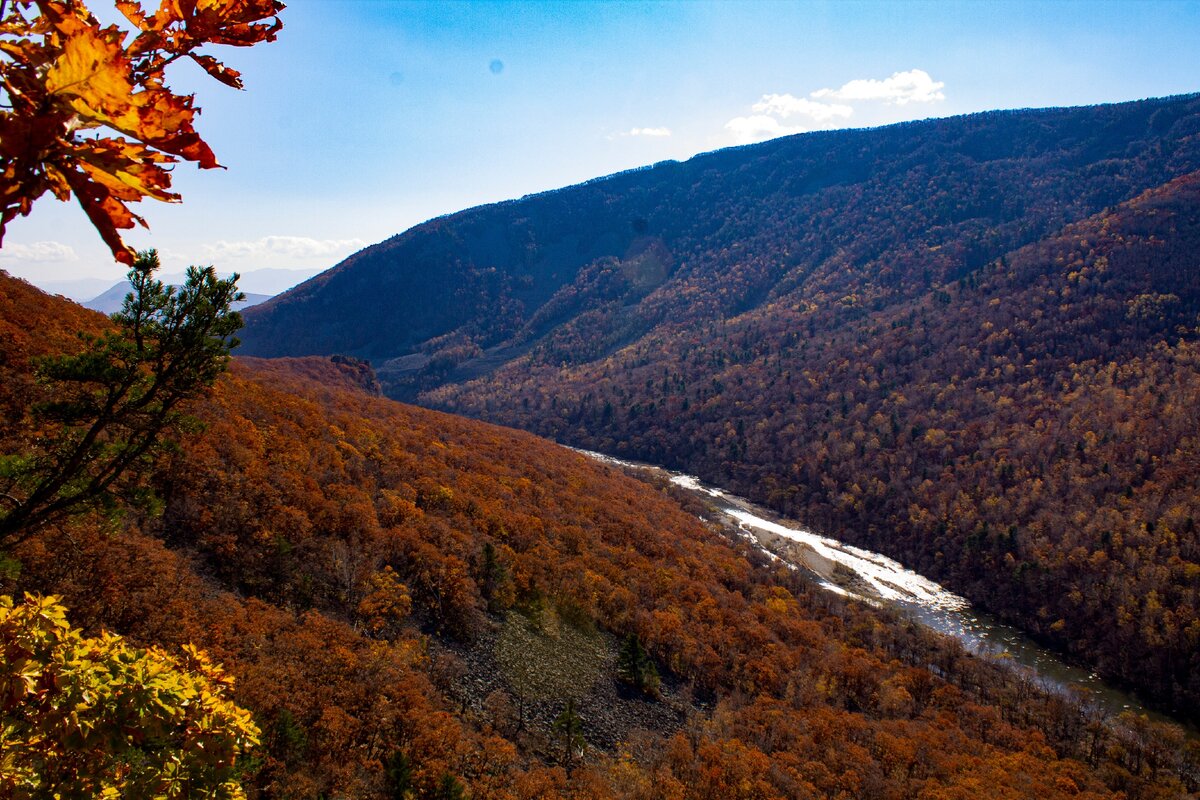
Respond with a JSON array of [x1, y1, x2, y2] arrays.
[[0, 0, 284, 264]]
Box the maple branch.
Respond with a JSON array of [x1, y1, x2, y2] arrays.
[[0, 0, 283, 261]]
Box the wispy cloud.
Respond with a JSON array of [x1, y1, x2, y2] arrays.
[[610, 126, 672, 140], [0, 240, 79, 262], [752, 94, 853, 123], [812, 69, 945, 105], [202, 236, 367, 262]]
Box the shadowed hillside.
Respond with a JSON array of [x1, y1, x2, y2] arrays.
[[241, 94, 1200, 387]]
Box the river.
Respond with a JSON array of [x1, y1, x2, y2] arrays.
[[578, 448, 1195, 735]]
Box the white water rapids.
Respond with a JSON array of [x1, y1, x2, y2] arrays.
[[671, 473, 968, 611]]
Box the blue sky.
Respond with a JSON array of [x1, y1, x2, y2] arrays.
[[4, 0, 1200, 295]]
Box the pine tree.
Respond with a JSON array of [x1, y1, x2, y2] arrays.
[[552, 699, 585, 776], [616, 633, 660, 696], [0, 250, 242, 543]]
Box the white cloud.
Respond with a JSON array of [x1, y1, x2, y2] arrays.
[[725, 92, 855, 145], [752, 94, 853, 123], [0, 240, 79, 262], [812, 69, 945, 106], [202, 235, 367, 262], [724, 115, 808, 145]]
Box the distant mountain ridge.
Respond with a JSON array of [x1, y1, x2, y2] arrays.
[[83, 280, 272, 315], [78, 265, 326, 314], [238, 93, 1200, 721]]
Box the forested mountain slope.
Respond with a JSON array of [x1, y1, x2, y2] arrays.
[[5, 273, 1198, 798], [439, 170, 1200, 719], [440, 168, 1200, 720], [241, 93, 1200, 382], [238, 94, 1200, 721]]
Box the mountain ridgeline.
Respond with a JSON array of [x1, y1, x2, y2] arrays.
[[244, 94, 1200, 372], [240, 94, 1200, 721]]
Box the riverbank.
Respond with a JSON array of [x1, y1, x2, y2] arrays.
[[577, 448, 1198, 739]]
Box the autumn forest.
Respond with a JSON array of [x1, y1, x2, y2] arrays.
[[3, 1, 1200, 798]]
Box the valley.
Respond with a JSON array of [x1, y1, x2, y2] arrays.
[[6, 1, 1200, 796], [580, 449, 1193, 735], [240, 94, 1200, 727], [4, 68, 1200, 794], [5, 268, 1199, 797]]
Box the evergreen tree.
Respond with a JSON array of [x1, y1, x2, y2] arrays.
[[616, 633, 660, 696], [552, 699, 584, 776], [428, 773, 466, 800], [385, 750, 414, 799], [0, 250, 242, 543]]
